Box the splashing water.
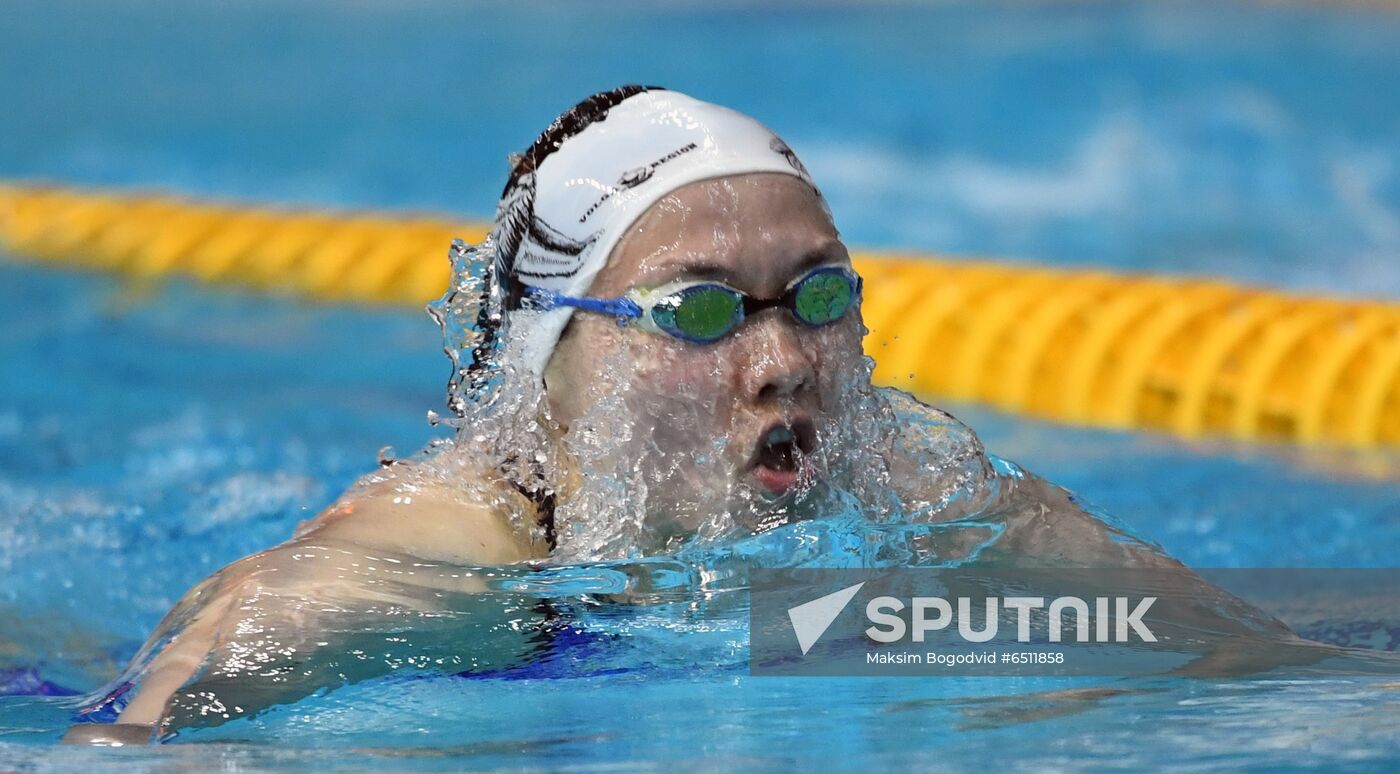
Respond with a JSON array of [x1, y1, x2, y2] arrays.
[[421, 233, 1022, 565]]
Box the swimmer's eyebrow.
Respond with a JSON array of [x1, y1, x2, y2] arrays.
[[788, 240, 848, 275], [649, 241, 848, 289], [659, 261, 733, 284]]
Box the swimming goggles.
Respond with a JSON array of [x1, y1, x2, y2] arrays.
[[522, 264, 862, 344]]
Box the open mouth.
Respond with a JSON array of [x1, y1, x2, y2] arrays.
[[749, 417, 817, 496]]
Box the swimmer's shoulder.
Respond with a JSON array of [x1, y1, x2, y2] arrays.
[[292, 459, 549, 564], [882, 388, 985, 455], [879, 387, 1000, 520]]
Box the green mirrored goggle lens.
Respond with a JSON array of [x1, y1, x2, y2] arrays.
[[652, 285, 744, 342], [792, 269, 857, 325]]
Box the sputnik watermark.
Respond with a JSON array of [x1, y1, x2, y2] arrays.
[[755, 568, 1400, 676], [787, 581, 1156, 655], [747, 568, 1349, 676], [787, 582, 866, 655], [864, 594, 1157, 644]]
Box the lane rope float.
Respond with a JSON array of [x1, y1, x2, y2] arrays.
[[2, 181, 1397, 449]]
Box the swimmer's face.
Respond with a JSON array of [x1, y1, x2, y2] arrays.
[[543, 173, 866, 546]]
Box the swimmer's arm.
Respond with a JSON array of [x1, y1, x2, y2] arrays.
[[61, 558, 249, 744], [985, 473, 1187, 569], [990, 474, 1327, 674], [61, 540, 509, 745], [62, 478, 544, 744]]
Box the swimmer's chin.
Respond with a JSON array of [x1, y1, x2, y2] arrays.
[[638, 493, 815, 556], [735, 479, 822, 533]]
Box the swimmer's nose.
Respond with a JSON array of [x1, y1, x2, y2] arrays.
[[741, 318, 816, 403]]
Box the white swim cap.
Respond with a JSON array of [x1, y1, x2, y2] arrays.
[[484, 85, 824, 385]]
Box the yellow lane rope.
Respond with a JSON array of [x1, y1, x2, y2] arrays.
[[2, 182, 1398, 449]]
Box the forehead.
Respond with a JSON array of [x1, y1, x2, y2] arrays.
[[589, 173, 843, 295]]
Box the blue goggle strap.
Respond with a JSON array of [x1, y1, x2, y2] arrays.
[[522, 286, 644, 321]]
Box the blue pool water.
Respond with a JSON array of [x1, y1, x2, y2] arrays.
[[6, 0, 1400, 295], [4, 0, 1400, 770]]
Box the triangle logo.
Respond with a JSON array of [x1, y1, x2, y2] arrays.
[[787, 582, 865, 655]]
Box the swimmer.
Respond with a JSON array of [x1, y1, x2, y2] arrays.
[[62, 86, 1314, 745]]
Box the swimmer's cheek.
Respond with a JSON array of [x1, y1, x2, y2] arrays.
[[60, 722, 156, 746]]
